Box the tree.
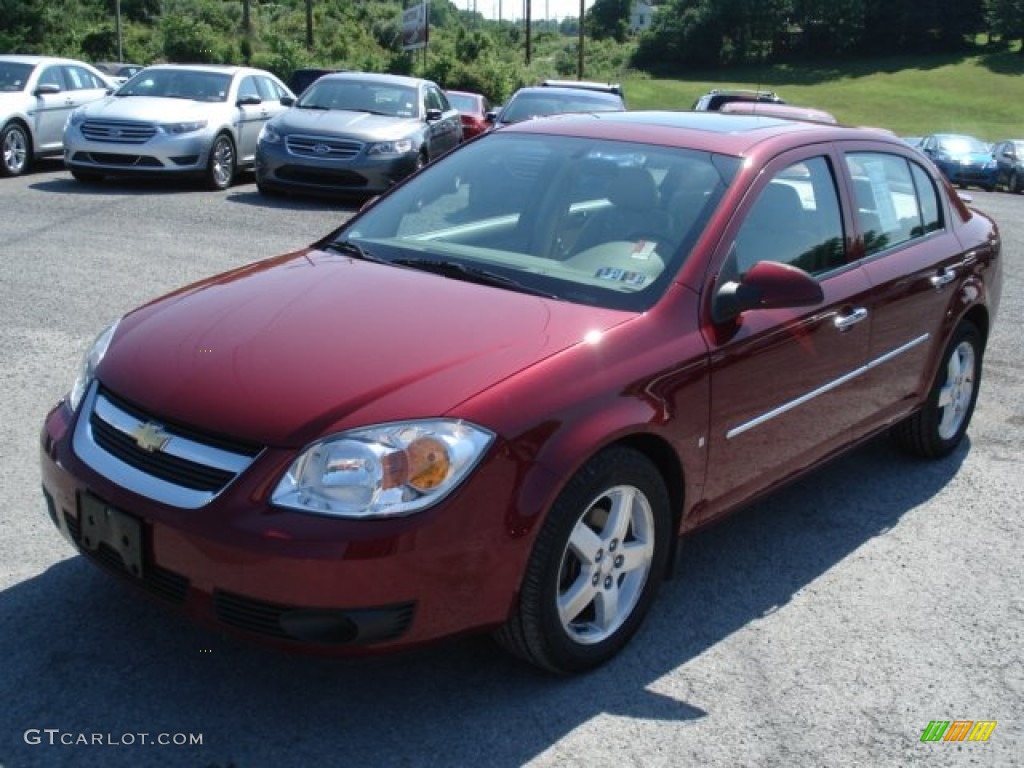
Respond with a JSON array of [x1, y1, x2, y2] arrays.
[[587, 0, 631, 43]]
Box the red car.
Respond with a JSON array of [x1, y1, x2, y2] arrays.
[[445, 89, 491, 139], [41, 112, 1001, 674]]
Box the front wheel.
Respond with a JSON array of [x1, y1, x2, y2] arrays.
[[205, 134, 236, 190], [1011, 170, 1021, 194], [495, 447, 671, 674], [892, 321, 983, 458], [1, 122, 30, 177]]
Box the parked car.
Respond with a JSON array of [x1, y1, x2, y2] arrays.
[[93, 62, 145, 85], [488, 83, 625, 128], [1, 54, 114, 177], [288, 67, 345, 96], [992, 139, 1024, 193], [255, 71, 462, 198], [719, 101, 837, 124], [692, 88, 784, 111], [444, 89, 491, 139], [63, 64, 293, 190], [919, 133, 997, 191], [41, 111, 1001, 674]]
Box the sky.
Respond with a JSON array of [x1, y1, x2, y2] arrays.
[[455, 0, 597, 22]]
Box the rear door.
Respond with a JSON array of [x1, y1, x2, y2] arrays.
[[840, 146, 984, 429], [699, 148, 875, 523]]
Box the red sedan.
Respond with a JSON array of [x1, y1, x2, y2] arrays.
[[40, 111, 1001, 674], [445, 89, 491, 139]]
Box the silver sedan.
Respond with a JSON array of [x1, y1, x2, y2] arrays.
[[63, 64, 293, 190], [1, 55, 113, 177]]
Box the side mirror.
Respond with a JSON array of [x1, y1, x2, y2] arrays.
[[425, 108, 443, 122], [713, 260, 824, 323], [237, 95, 262, 106], [281, 96, 295, 107], [485, 111, 497, 123], [34, 84, 61, 96]]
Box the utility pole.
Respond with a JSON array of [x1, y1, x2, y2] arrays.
[[577, 0, 584, 79], [243, 0, 251, 35], [306, 0, 314, 50], [525, 0, 531, 65], [115, 0, 123, 62]]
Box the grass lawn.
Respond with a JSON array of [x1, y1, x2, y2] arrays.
[[621, 48, 1024, 141]]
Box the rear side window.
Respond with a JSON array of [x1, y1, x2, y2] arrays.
[[845, 152, 943, 257]]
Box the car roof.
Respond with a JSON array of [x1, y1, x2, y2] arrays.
[[540, 79, 623, 96], [500, 110, 907, 157], [719, 101, 838, 124], [0, 54, 93, 67], [509, 85, 623, 101]]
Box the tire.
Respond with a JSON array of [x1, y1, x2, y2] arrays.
[[1, 122, 30, 177], [70, 169, 103, 183], [495, 446, 671, 674], [892, 321, 983, 459], [1011, 170, 1022, 194], [982, 184, 995, 193], [205, 134, 236, 190]]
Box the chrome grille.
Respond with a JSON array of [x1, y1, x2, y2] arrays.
[[81, 120, 157, 144], [73, 384, 263, 509], [286, 134, 363, 160]]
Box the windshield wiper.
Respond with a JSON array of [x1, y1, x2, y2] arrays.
[[391, 258, 560, 299], [324, 240, 388, 263]]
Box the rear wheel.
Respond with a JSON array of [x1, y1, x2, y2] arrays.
[[495, 447, 671, 674], [1, 122, 30, 177], [892, 321, 983, 458], [1011, 170, 1021, 194], [205, 134, 236, 190]]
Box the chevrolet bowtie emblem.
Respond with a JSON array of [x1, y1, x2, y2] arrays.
[[130, 422, 171, 453]]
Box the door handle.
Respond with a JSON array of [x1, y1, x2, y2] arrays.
[[930, 267, 956, 289], [834, 307, 868, 332]]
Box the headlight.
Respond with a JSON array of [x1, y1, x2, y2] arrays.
[[69, 319, 120, 413], [272, 420, 494, 519], [367, 139, 415, 156], [160, 120, 208, 135], [259, 123, 282, 144]]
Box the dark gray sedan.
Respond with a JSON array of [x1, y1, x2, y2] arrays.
[[255, 72, 462, 198]]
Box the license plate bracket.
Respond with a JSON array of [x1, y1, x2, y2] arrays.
[[80, 494, 144, 578]]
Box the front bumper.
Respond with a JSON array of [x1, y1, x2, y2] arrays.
[[255, 139, 419, 196], [40, 397, 528, 653], [63, 130, 213, 175]]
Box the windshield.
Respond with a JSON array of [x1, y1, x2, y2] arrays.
[[447, 93, 478, 112], [501, 92, 622, 124], [331, 132, 738, 312], [298, 80, 419, 117], [938, 136, 990, 155], [117, 69, 231, 102], [0, 62, 34, 92]]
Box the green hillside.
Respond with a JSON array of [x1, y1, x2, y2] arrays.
[[623, 49, 1024, 141]]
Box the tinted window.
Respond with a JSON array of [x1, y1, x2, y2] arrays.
[[732, 156, 845, 276], [846, 152, 941, 256]]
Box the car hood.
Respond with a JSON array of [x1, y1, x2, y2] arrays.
[[98, 248, 633, 448], [78, 95, 219, 121], [273, 108, 422, 142]]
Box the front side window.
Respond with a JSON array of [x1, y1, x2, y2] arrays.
[[337, 134, 739, 312], [845, 152, 942, 257], [731, 156, 846, 277]]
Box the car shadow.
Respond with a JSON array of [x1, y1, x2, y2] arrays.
[[2, 434, 967, 767], [29, 172, 248, 197], [225, 188, 362, 213]]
